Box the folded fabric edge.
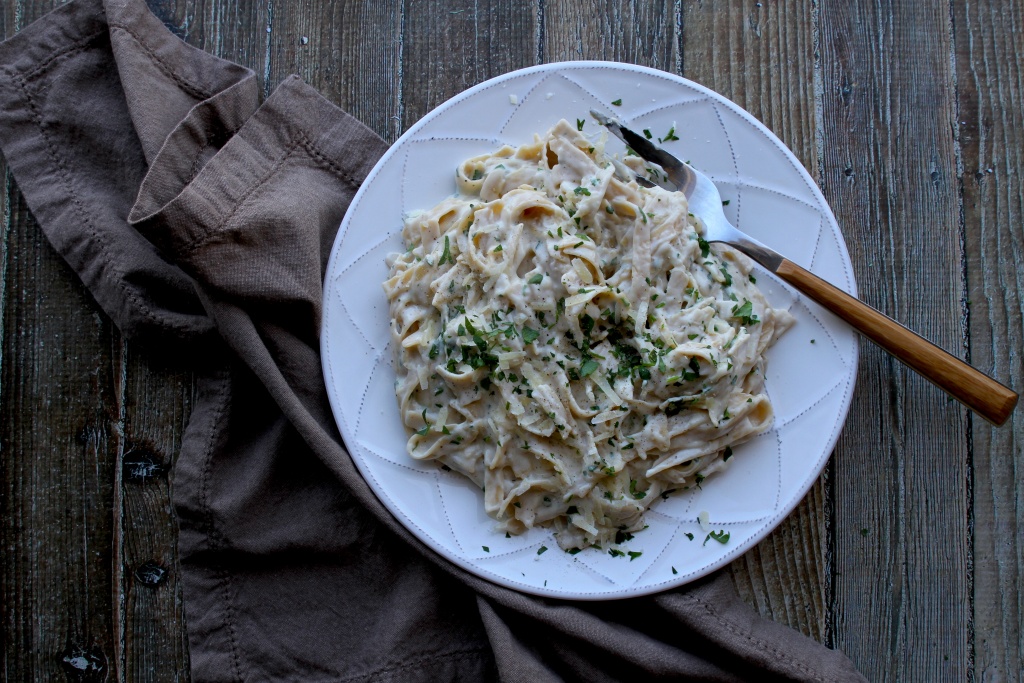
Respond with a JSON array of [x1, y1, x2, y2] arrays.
[[665, 582, 869, 682], [0, 3, 215, 344], [105, 0, 253, 105], [127, 75, 260, 227], [129, 75, 387, 259]]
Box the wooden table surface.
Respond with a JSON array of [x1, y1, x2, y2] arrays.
[[2, 1, 1021, 681]]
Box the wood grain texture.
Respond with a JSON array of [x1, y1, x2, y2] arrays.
[[774, 258, 1016, 425], [953, 0, 1024, 679], [542, 0, 679, 70], [401, 0, 539, 130], [1, 5, 124, 682], [1, 170, 119, 681], [115, 344, 194, 683], [817, 0, 971, 679], [678, 0, 828, 642], [267, 0, 403, 142], [155, 0, 271, 90]]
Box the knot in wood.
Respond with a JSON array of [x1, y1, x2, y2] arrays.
[[134, 560, 169, 587], [60, 644, 107, 682], [122, 446, 166, 482]]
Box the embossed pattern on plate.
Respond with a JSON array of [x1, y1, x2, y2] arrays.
[[322, 61, 858, 600]]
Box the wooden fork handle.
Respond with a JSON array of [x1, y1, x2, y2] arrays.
[[774, 258, 1018, 426]]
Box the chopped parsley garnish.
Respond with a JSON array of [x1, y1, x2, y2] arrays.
[[528, 273, 543, 284], [629, 479, 647, 500], [611, 98, 622, 106], [697, 236, 710, 258], [522, 327, 540, 344], [574, 186, 591, 196], [482, 546, 490, 552], [643, 129, 652, 139], [627, 551, 643, 561], [704, 530, 731, 546], [576, 118, 585, 131], [731, 299, 760, 326], [537, 545, 548, 555], [438, 235, 454, 265], [662, 127, 680, 142], [719, 265, 732, 286], [580, 359, 599, 376]]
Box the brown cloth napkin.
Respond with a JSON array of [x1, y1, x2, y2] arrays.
[[0, 1, 866, 680]]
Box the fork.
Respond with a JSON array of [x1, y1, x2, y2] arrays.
[[591, 110, 1018, 426]]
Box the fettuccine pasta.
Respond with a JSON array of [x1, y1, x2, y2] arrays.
[[383, 119, 792, 551]]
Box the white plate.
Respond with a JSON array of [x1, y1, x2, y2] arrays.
[[322, 61, 857, 600]]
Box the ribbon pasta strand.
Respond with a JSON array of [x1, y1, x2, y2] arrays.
[[384, 120, 792, 551]]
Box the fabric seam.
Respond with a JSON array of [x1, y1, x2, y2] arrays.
[[296, 132, 364, 191], [21, 29, 107, 81], [335, 649, 489, 683], [180, 131, 367, 254], [108, 22, 214, 101], [682, 592, 829, 682], [9, 70, 197, 335], [197, 368, 246, 682], [179, 139, 301, 254]]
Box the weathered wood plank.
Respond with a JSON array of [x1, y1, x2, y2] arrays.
[[0, 173, 119, 681], [114, 343, 194, 683], [818, 1, 971, 679], [678, 0, 827, 642], [952, 1, 1024, 680], [400, 0, 539, 129], [542, 0, 679, 70], [1, 4, 128, 680], [267, 0, 403, 143]]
